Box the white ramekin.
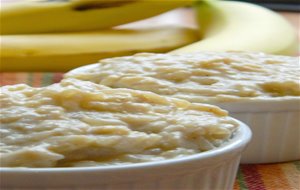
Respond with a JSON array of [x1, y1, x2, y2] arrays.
[[66, 59, 300, 164], [216, 97, 300, 164], [0, 120, 251, 190]]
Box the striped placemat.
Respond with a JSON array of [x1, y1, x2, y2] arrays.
[[234, 162, 300, 190], [0, 72, 299, 190], [0, 72, 63, 87]]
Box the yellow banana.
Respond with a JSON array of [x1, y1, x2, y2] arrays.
[[172, 0, 298, 55], [0, 0, 193, 34], [0, 27, 199, 71]]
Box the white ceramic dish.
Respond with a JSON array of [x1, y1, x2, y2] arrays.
[[217, 97, 300, 164], [68, 63, 300, 164], [0, 120, 251, 190]]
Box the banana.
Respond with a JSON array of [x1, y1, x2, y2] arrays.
[[171, 0, 298, 55], [0, 27, 199, 71], [0, 0, 193, 34]]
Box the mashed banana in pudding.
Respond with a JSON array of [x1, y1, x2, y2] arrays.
[[65, 52, 300, 103], [0, 79, 238, 168]]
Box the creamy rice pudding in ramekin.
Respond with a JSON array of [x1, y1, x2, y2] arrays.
[[66, 52, 300, 163], [0, 78, 251, 189]]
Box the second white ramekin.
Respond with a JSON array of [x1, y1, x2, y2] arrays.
[[217, 97, 300, 164], [0, 120, 251, 190]]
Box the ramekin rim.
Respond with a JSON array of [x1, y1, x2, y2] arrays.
[[0, 119, 251, 173]]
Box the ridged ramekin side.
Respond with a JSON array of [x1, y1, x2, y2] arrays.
[[130, 155, 241, 190], [231, 111, 300, 164], [2, 156, 241, 190]]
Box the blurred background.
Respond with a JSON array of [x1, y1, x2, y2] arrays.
[[236, 0, 300, 11]]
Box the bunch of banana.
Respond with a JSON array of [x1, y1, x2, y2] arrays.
[[0, 0, 297, 72], [0, 0, 197, 71], [172, 0, 298, 55]]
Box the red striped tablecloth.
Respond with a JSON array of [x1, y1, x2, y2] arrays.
[[0, 72, 299, 190]]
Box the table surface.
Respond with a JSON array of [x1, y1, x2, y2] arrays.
[[0, 4, 300, 190]]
